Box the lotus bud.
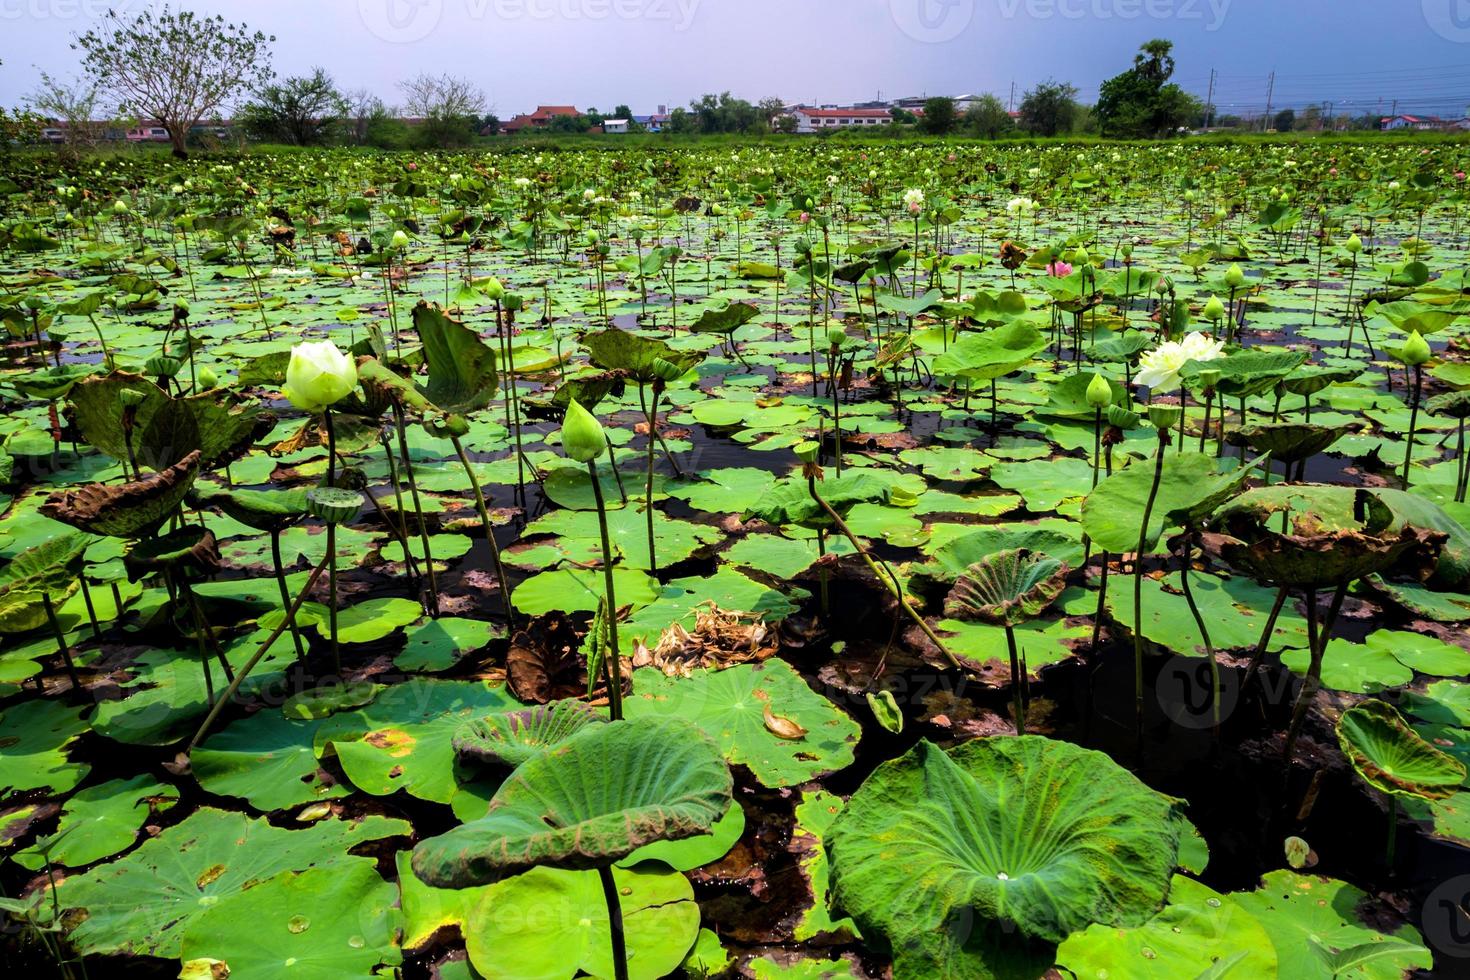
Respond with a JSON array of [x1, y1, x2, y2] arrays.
[[1085, 374, 1112, 409], [1400, 330, 1432, 367], [1073, 246, 1090, 267], [1203, 295, 1227, 322], [390, 229, 410, 251], [282, 340, 358, 412], [502, 293, 524, 313], [560, 399, 606, 463], [1120, 243, 1133, 259], [1148, 405, 1182, 430], [1224, 263, 1245, 288], [795, 236, 813, 256], [424, 413, 470, 439], [196, 365, 219, 390], [482, 277, 505, 300], [1344, 234, 1363, 254], [171, 184, 184, 195], [1183, 189, 1196, 202], [112, 199, 129, 215], [650, 357, 684, 384]]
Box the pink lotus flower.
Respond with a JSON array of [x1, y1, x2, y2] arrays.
[[1047, 261, 1073, 277], [798, 212, 811, 224], [1458, 172, 1468, 182], [407, 162, 418, 171], [908, 202, 922, 215], [1328, 168, 1338, 177]]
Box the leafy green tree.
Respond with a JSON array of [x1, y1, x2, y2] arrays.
[[1018, 80, 1078, 136], [1273, 108, 1297, 132], [73, 5, 274, 157], [238, 68, 345, 146], [890, 107, 918, 125], [919, 97, 958, 136], [1095, 39, 1196, 138], [962, 95, 1014, 139]]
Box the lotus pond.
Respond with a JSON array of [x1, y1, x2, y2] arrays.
[[2, 140, 1470, 979]]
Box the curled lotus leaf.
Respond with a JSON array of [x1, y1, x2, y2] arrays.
[[943, 549, 1070, 627], [412, 302, 500, 415], [122, 527, 220, 583], [1226, 422, 1353, 464], [412, 717, 731, 888], [825, 738, 1185, 974], [190, 485, 308, 533], [66, 371, 200, 469], [0, 534, 88, 634], [1336, 700, 1466, 800], [453, 700, 607, 769], [1426, 390, 1470, 420], [42, 449, 201, 539], [1205, 485, 1445, 589], [580, 327, 706, 382]]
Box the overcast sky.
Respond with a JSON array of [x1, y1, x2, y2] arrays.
[[3, 0, 1469, 119]]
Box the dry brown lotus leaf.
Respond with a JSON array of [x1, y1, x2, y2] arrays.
[[634, 603, 780, 677], [41, 449, 202, 538]]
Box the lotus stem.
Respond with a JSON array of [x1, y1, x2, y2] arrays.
[[1241, 585, 1289, 693], [1176, 528, 1220, 737], [188, 556, 329, 753], [326, 522, 340, 674], [41, 592, 81, 693], [1133, 429, 1168, 742], [323, 406, 338, 488], [450, 434, 513, 620], [597, 865, 630, 980], [392, 403, 440, 613], [77, 577, 102, 640], [808, 484, 963, 672], [587, 459, 624, 722], [1284, 583, 1348, 762], [269, 529, 307, 663], [1005, 624, 1025, 734], [638, 385, 659, 573], [1402, 363, 1423, 488]]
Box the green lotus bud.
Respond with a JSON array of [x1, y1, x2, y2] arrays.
[[1120, 243, 1133, 259], [1085, 373, 1113, 409], [171, 184, 184, 195], [112, 199, 129, 215], [282, 340, 358, 412], [196, 365, 219, 390], [794, 236, 813, 255], [1224, 263, 1245, 288], [390, 229, 410, 251], [306, 487, 364, 525], [1399, 330, 1432, 367], [650, 357, 684, 384], [502, 293, 524, 313], [828, 327, 846, 348], [1183, 189, 1196, 202], [1148, 405, 1182, 430], [560, 399, 606, 463], [1344, 234, 1363, 254], [482, 277, 505, 300], [1203, 295, 1227, 322], [1073, 246, 1090, 267]]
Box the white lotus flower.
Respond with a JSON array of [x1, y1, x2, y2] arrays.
[[1135, 333, 1225, 392], [282, 340, 357, 412], [902, 188, 925, 210]]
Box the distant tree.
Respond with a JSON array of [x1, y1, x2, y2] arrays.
[[919, 97, 957, 135], [756, 96, 786, 130], [548, 112, 593, 133], [1272, 108, 1296, 132], [962, 94, 1013, 138], [1296, 105, 1322, 131], [26, 71, 104, 152], [773, 113, 798, 134], [73, 5, 273, 157], [668, 107, 696, 134], [1096, 39, 1195, 138], [238, 68, 345, 146], [480, 113, 501, 136], [342, 88, 380, 144], [890, 106, 918, 125], [397, 72, 485, 147], [687, 92, 762, 134], [1018, 80, 1078, 136]]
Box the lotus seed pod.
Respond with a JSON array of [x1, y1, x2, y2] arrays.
[[1148, 404, 1182, 430], [306, 487, 364, 525]]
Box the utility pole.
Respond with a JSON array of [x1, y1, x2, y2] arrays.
[[1204, 68, 1216, 128], [1262, 71, 1275, 131], [1008, 81, 1016, 112]]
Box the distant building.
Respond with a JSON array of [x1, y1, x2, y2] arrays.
[[785, 107, 894, 133], [501, 105, 580, 134], [1380, 114, 1443, 131], [633, 105, 670, 132], [602, 119, 630, 134], [126, 123, 171, 142]]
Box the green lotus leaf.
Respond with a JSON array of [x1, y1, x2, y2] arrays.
[[1227, 422, 1352, 463], [179, 862, 401, 979], [826, 738, 1184, 974], [413, 301, 499, 415], [193, 710, 352, 811], [687, 301, 760, 337], [0, 533, 87, 633], [932, 321, 1047, 382], [580, 326, 705, 380], [66, 370, 201, 469], [13, 775, 176, 871], [943, 548, 1070, 627], [192, 484, 309, 533], [625, 659, 861, 788], [453, 700, 607, 769], [51, 808, 409, 957], [1182, 349, 1307, 397], [910, 525, 1082, 595], [1371, 488, 1470, 589], [1056, 875, 1277, 978], [1336, 700, 1466, 800], [617, 797, 745, 872], [9, 363, 98, 402], [465, 864, 701, 980], [744, 471, 889, 528], [41, 449, 201, 538], [1082, 452, 1263, 555], [0, 699, 92, 796], [411, 718, 731, 887], [1041, 371, 1131, 420], [1225, 871, 1431, 980]]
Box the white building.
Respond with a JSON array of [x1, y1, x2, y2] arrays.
[[787, 107, 894, 133], [602, 119, 630, 134]]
